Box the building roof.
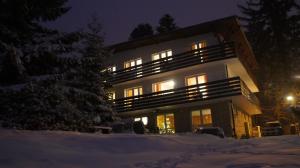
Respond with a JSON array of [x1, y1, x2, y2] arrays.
[[108, 16, 237, 52]]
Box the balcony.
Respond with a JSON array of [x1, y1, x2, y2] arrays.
[[114, 77, 259, 113], [109, 42, 236, 84]]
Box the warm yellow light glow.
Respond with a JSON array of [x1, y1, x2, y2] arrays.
[[286, 95, 294, 101], [294, 75, 300, 79], [153, 80, 175, 92]]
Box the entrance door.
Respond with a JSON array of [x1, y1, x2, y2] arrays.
[[157, 113, 175, 134]]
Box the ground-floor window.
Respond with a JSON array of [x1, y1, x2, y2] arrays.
[[134, 117, 148, 126], [191, 108, 212, 131], [156, 113, 175, 134]]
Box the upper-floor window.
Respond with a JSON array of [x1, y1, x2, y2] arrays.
[[124, 86, 143, 107], [101, 65, 116, 73], [186, 74, 207, 99], [192, 41, 207, 50], [153, 80, 175, 95], [124, 58, 142, 77], [152, 50, 172, 73], [192, 41, 207, 63], [124, 58, 142, 69], [186, 74, 207, 86], [124, 86, 143, 98], [107, 66, 116, 72], [152, 50, 172, 61], [108, 91, 116, 100]]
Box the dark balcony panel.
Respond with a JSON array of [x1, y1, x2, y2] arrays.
[[108, 42, 236, 84], [114, 77, 252, 113]]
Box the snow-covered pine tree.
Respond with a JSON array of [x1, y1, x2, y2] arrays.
[[0, 1, 114, 131], [58, 17, 114, 130]]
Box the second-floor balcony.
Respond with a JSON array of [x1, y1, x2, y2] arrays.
[[108, 42, 236, 84], [114, 77, 260, 114]]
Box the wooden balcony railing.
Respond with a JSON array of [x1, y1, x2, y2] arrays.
[[114, 77, 258, 113], [109, 42, 236, 84]]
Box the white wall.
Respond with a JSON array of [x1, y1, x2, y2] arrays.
[[114, 63, 227, 99], [108, 32, 228, 99], [106, 33, 218, 70]]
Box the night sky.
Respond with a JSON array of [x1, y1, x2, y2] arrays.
[[47, 0, 243, 45]]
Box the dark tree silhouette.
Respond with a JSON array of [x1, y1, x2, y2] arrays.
[[0, 1, 114, 131], [129, 23, 154, 40], [0, 0, 70, 85], [156, 14, 178, 33], [239, 0, 300, 119], [0, 0, 69, 44]]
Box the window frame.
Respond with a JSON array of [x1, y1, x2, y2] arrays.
[[124, 86, 143, 98], [152, 80, 175, 93], [108, 91, 116, 100], [185, 73, 207, 86], [191, 108, 212, 131], [192, 41, 207, 50], [151, 49, 173, 61], [124, 58, 143, 69]]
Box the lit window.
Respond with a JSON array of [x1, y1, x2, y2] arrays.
[[134, 118, 141, 122], [167, 50, 172, 57], [192, 41, 207, 62], [202, 109, 212, 125], [124, 58, 142, 69], [134, 116, 148, 125], [124, 86, 143, 97], [124, 86, 143, 107], [124, 58, 142, 77], [102, 66, 116, 72], [191, 110, 201, 131], [192, 41, 207, 50], [108, 92, 116, 100], [136, 59, 142, 65], [125, 62, 130, 69], [157, 113, 175, 134], [186, 74, 207, 99], [152, 50, 173, 61], [153, 80, 175, 94], [152, 50, 172, 73], [191, 108, 212, 131]]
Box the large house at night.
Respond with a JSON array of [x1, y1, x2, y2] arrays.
[[106, 16, 261, 138]]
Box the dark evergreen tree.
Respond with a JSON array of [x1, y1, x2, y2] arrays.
[[0, 1, 114, 131], [0, 0, 70, 85], [129, 23, 154, 40], [239, 0, 300, 119], [60, 17, 114, 128], [156, 14, 178, 34]]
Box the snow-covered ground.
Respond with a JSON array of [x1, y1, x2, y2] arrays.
[[1, 129, 300, 168]]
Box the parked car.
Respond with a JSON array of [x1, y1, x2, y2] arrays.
[[195, 127, 225, 138], [262, 121, 283, 136]]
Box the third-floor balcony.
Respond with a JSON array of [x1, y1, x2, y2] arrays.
[[108, 42, 236, 84]]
